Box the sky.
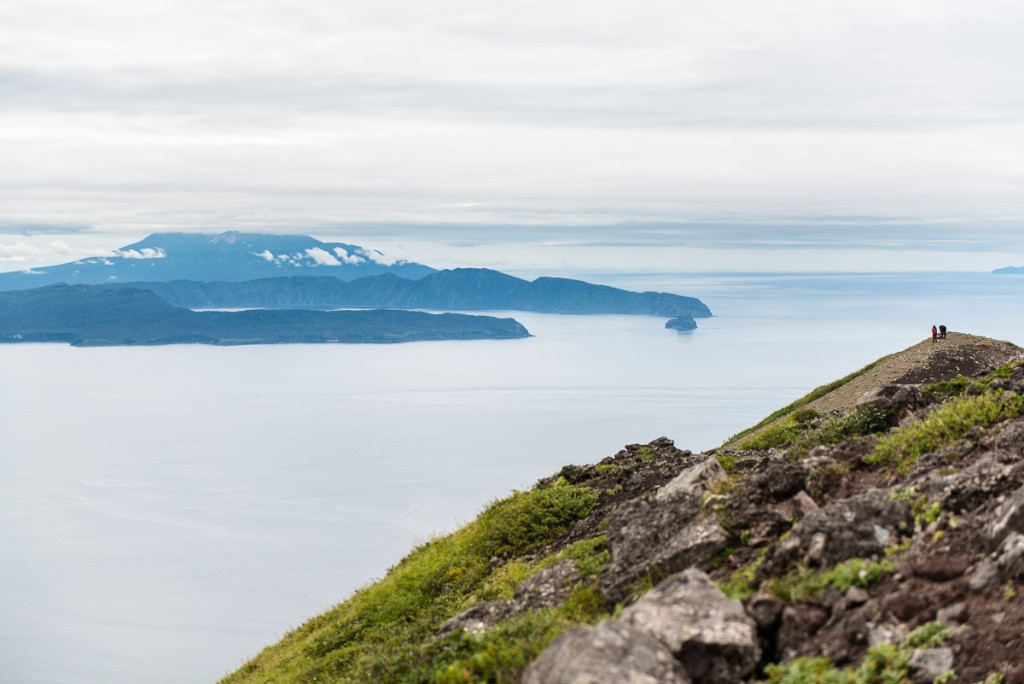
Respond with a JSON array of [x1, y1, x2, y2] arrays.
[[2, 0, 1024, 272]]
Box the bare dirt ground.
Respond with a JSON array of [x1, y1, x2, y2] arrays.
[[808, 332, 1023, 415]]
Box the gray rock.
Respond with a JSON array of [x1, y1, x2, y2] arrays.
[[439, 560, 582, 637], [908, 647, 954, 684], [969, 532, 1024, 592], [856, 384, 922, 417], [936, 601, 968, 626], [920, 454, 1020, 514], [522, 619, 691, 684], [868, 623, 907, 648], [601, 490, 727, 603], [845, 586, 870, 605], [655, 457, 727, 503], [985, 483, 1024, 548], [621, 568, 760, 684], [747, 591, 784, 630], [995, 418, 1024, 453], [765, 489, 913, 574], [791, 490, 820, 516], [968, 558, 1002, 593], [437, 600, 518, 638], [514, 560, 581, 609]]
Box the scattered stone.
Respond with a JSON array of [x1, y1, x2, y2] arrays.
[[845, 586, 870, 605], [868, 623, 907, 648], [621, 568, 761, 684], [747, 591, 784, 630], [521, 619, 691, 684], [911, 556, 970, 581], [936, 601, 968, 626], [437, 600, 518, 638], [922, 454, 1021, 514], [764, 489, 913, 575], [514, 560, 581, 609], [908, 647, 954, 684]]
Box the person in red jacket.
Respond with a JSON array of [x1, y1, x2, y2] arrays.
[[932, 325, 938, 342]]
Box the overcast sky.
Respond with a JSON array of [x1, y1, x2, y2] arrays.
[[2, 0, 1023, 271]]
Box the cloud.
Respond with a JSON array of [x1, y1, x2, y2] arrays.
[[0, 240, 41, 262], [304, 247, 341, 266], [49, 239, 73, 254], [332, 247, 365, 265], [356, 248, 396, 266], [254, 249, 274, 261], [114, 247, 166, 259], [1, 0, 1023, 259]]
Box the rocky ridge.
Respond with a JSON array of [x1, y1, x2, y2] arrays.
[[449, 334, 1024, 683], [222, 332, 1024, 684]]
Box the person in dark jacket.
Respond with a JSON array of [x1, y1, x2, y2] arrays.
[[939, 324, 947, 339]]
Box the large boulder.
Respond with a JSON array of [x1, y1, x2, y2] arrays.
[[764, 488, 913, 575], [655, 457, 727, 503], [522, 619, 690, 684], [620, 568, 761, 684], [601, 489, 726, 603]]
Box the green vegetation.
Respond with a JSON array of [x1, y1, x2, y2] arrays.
[[761, 621, 951, 684], [739, 405, 891, 456], [921, 375, 969, 403], [221, 484, 603, 684], [891, 489, 943, 527], [765, 558, 895, 601], [723, 358, 887, 446], [866, 390, 1024, 475], [717, 549, 767, 600]]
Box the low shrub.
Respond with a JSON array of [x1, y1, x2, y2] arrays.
[[866, 390, 1024, 475]]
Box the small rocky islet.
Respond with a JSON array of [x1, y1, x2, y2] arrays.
[[225, 332, 1024, 683]]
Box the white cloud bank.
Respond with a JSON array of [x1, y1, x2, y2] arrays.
[[1, 0, 1024, 271]]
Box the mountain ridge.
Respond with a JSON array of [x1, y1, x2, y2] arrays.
[[96, 268, 712, 318], [220, 332, 1024, 683]]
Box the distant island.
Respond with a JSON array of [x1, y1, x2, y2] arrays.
[[96, 268, 712, 319], [664, 313, 697, 331], [0, 231, 713, 331], [993, 266, 1024, 274], [0, 284, 530, 346], [0, 231, 436, 291]]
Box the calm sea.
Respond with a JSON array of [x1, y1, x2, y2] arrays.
[[1, 271, 1022, 683]]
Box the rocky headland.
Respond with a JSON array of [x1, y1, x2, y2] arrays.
[[223, 332, 1024, 684]]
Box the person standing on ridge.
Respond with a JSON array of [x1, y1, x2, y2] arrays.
[[939, 324, 947, 339], [932, 325, 938, 342]]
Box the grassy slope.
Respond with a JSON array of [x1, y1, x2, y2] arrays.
[[220, 487, 610, 683]]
